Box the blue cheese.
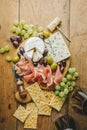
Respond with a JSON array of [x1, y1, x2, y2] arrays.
[[45, 32, 71, 62]]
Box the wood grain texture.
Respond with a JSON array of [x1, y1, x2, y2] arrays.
[[68, 0, 87, 130], [0, 0, 18, 130], [0, 0, 87, 130], [19, 0, 69, 130]]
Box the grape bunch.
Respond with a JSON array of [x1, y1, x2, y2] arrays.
[[54, 67, 79, 101], [11, 20, 50, 39]]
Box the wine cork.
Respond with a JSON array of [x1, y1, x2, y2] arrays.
[[47, 17, 62, 32]]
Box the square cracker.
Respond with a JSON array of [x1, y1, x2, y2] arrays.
[[24, 103, 38, 129], [49, 95, 63, 111], [26, 82, 52, 116], [13, 105, 30, 123]]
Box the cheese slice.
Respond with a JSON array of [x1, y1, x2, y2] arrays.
[[45, 32, 71, 62], [33, 49, 43, 62], [24, 37, 45, 54], [24, 49, 34, 60]]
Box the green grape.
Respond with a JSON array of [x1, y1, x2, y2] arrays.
[[13, 20, 19, 27], [32, 31, 38, 37], [20, 20, 26, 26], [4, 45, 10, 52], [29, 24, 34, 28], [61, 96, 66, 101], [6, 56, 12, 62], [72, 67, 76, 73], [60, 82, 65, 87], [55, 85, 61, 91], [68, 67, 74, 74], [55, 91, 59, 96], [69, 86, 74, 92], [11, 26, 17, 33], [74, 72, 79, 78], [37, 26, 43, 32], [62, 77, 67, 83], [66, 81, 71, 86], [0, 48, 5, 54], [66, 74, 72, 80], [59, 92, 65, 98], [71, 81, 76, 87], [24, 33, 29, 39], [23, 24, 30, 30], [16, 27, 21, 35], [64, 88, 69, 95], [43, 31, 50, 38], [27, 28, 33, 35], [72, 76, 76, 80], [21, 30, 26, 36]]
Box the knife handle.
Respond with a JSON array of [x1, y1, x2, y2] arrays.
[[16, 79, 27, 99]]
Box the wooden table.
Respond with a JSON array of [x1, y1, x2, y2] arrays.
[[0, 0, 87, 130]]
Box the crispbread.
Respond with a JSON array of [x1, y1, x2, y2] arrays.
[[49, 95, 63, 111], [24, 103, 38, 129], [26, 82, 52, 116], [13, 105, 30, 123]]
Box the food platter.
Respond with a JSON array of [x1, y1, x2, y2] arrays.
[[14, 32, 71, 91]]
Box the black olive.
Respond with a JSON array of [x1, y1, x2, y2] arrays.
[[43, 49, 48, 57], [39, 34, 45, 40], [13, 41, 19, 48], [58, 62, 62, 68], [33, 62, 38, 67], [10, 36, 16, 43], [39, 58, 44, 65], [62, 60, 66, 67], [17, 52, 21, 58], [19, 47, 25, 55], [43, 60, 47, 66], [16, 35, 22, 43]]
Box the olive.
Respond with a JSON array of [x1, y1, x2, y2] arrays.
[[10, 36, 16, 43], [39, 34, 45, 40], [13, 41, 19, 48], [43, 60, 47, 67], [58, 62, 62, 68], [62, 60, 66, 67], [16, 35, 22, 43], [43, 49, 48, 57], [17, 51, 21, 58], [19, 47, 25, 55], [33, 62, 38, 67], [39, 58, 44, 65]]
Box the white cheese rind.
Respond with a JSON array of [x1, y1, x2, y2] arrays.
[[45, 32, 71, 62]]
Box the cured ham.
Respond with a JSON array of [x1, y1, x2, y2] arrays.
[[15, 57, 63, 90]]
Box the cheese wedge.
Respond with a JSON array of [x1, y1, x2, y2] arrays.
[[33, 49, 43, 62], [24, 49, 34, 60]]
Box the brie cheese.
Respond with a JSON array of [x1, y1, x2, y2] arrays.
[[24, 37, 45, 54], [33, 49, 43, 62], [24, 49, 34, 60]]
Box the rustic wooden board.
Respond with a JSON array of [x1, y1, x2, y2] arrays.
[[19, 0, 70, 130], [0, 0, 18, 130], [0, 0, 87, 130], [68, 0, 87, 130]]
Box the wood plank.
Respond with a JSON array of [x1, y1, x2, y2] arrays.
[[19, 0, 70, 130], [0, 0, 18, 130], [69, 0, 87, 129]]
